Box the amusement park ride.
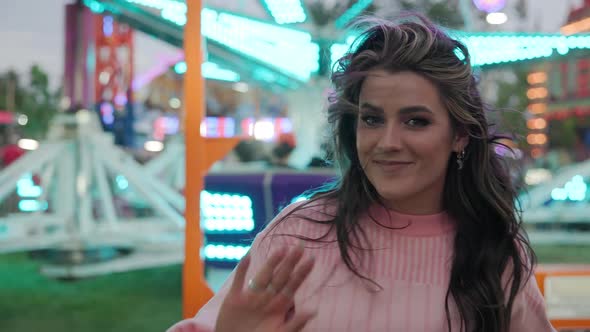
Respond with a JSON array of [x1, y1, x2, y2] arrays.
[[2, 0, 590, 327]]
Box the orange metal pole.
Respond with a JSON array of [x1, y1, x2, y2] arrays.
[[183, 0, 213, 318]]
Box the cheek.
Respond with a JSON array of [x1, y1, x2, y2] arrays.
[[412, 136, 453, 164], [355, 130, 368, 155], [356, 131, 376, 162]]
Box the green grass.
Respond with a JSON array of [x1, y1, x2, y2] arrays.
[[533, 244, 590, 264], [0, 253, 182, 332], [0, 245, 589, 332]]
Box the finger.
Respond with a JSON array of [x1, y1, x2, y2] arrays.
[[282, 256, 315, 297], [266, 256, 315, 310], [269, 244, 305, 294], [285, 311, 317, 332], [229, 252, 251, 295], [249, 246, 287, 292]]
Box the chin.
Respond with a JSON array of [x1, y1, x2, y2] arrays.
[[375, 188, 414, 205]]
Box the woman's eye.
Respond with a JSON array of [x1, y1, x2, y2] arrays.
[[361, 115, 383, 126], [406, 118, 430, 127]]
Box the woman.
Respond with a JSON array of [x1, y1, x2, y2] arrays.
[[169, 15, 555, 332]]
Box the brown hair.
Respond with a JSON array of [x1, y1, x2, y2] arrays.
[[272, 14, 535, 332]]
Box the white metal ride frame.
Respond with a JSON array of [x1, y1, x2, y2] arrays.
[[0, 112, 186, 278], [143, 135, 185, 191]]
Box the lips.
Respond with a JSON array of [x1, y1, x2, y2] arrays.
[[373, 160, 412, 165], [372, 160, 412, 172]]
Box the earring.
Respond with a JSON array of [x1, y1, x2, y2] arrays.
[[456, 150, 466, 170]]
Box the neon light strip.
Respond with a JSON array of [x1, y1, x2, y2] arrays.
[[124, 0, 187, 25], [456, 33, 590, 66], [201, 8, 318, 80], [203, 244, 250, 261], [331, 33, 590, 68], [261, 0, 306, 24], [201, 191, 255, 232], [108, 1, 319, 81], [551, 175, 587, 202], [335, 0, 373, 29]]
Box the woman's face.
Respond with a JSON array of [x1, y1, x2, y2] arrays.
[[356, 70, 467, 214]]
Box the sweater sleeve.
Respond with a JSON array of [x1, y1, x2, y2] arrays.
[[509, 273, 556, 332], [167, 202, 306, 332]]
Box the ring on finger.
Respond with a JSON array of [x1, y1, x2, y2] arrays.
[[248, 278, 263, 293]]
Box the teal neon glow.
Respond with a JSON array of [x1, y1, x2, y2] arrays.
[[18, 200, 48, 213], [124, 0, 187, 25], [335, 0, 373, 29], [203, 244, 250, 261], [551, 175, 587, 202], [201, 191, 255, 232], [115, 175, 129, 191], [453, 33, 590, 66], [174, 62, 187, 74], [330, 36, 357, 69], [174, 61, 241, 82], [291, 195, 308, 204], [84, 0, 106, 13], [331, 33, 590, 69], [201, 8, 319, 81], [202, 62, 240, 82], [16, 174, 42, 198], [115, 1, 319, 81], [454, 48, 466, 62], [262, 0, 306, 24]]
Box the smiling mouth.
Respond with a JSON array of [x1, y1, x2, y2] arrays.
[[372, 160, 412, 172], [373, 160, 412, 165]]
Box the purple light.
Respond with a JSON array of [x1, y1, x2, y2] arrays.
[[278, 118, 293, 133], [103, 16, 114, 37], [100, 102, 115, 125], [223, 118, 235, 137], [206, 117, 219, 137], [114, 93, 127, 106], [163, 116, 180, 134], [472, 0, 506, 13]]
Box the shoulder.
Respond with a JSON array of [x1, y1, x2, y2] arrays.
[[261, 197, 338, 240], [276, 197, 338, 222]]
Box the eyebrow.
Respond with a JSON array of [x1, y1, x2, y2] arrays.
[[359, 102, 434, 115]]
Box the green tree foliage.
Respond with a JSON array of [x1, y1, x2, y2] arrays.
[[493, 69, 529, 141], [0, 65, 61, 139], [548, 117, 578, 149]]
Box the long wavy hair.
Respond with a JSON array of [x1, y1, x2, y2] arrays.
[[271, 14, 536, 332]]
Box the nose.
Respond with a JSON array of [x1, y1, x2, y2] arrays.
[[376, 123, 402, 152]]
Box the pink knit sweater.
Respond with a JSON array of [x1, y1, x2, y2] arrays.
[[168, 201, 555, 332]]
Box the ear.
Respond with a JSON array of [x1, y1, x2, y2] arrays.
[[452, 132, 469, 153]]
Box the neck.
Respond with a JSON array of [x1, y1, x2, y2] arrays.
[[383, 197, 444, 215], [367, 204, 455, 236]]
